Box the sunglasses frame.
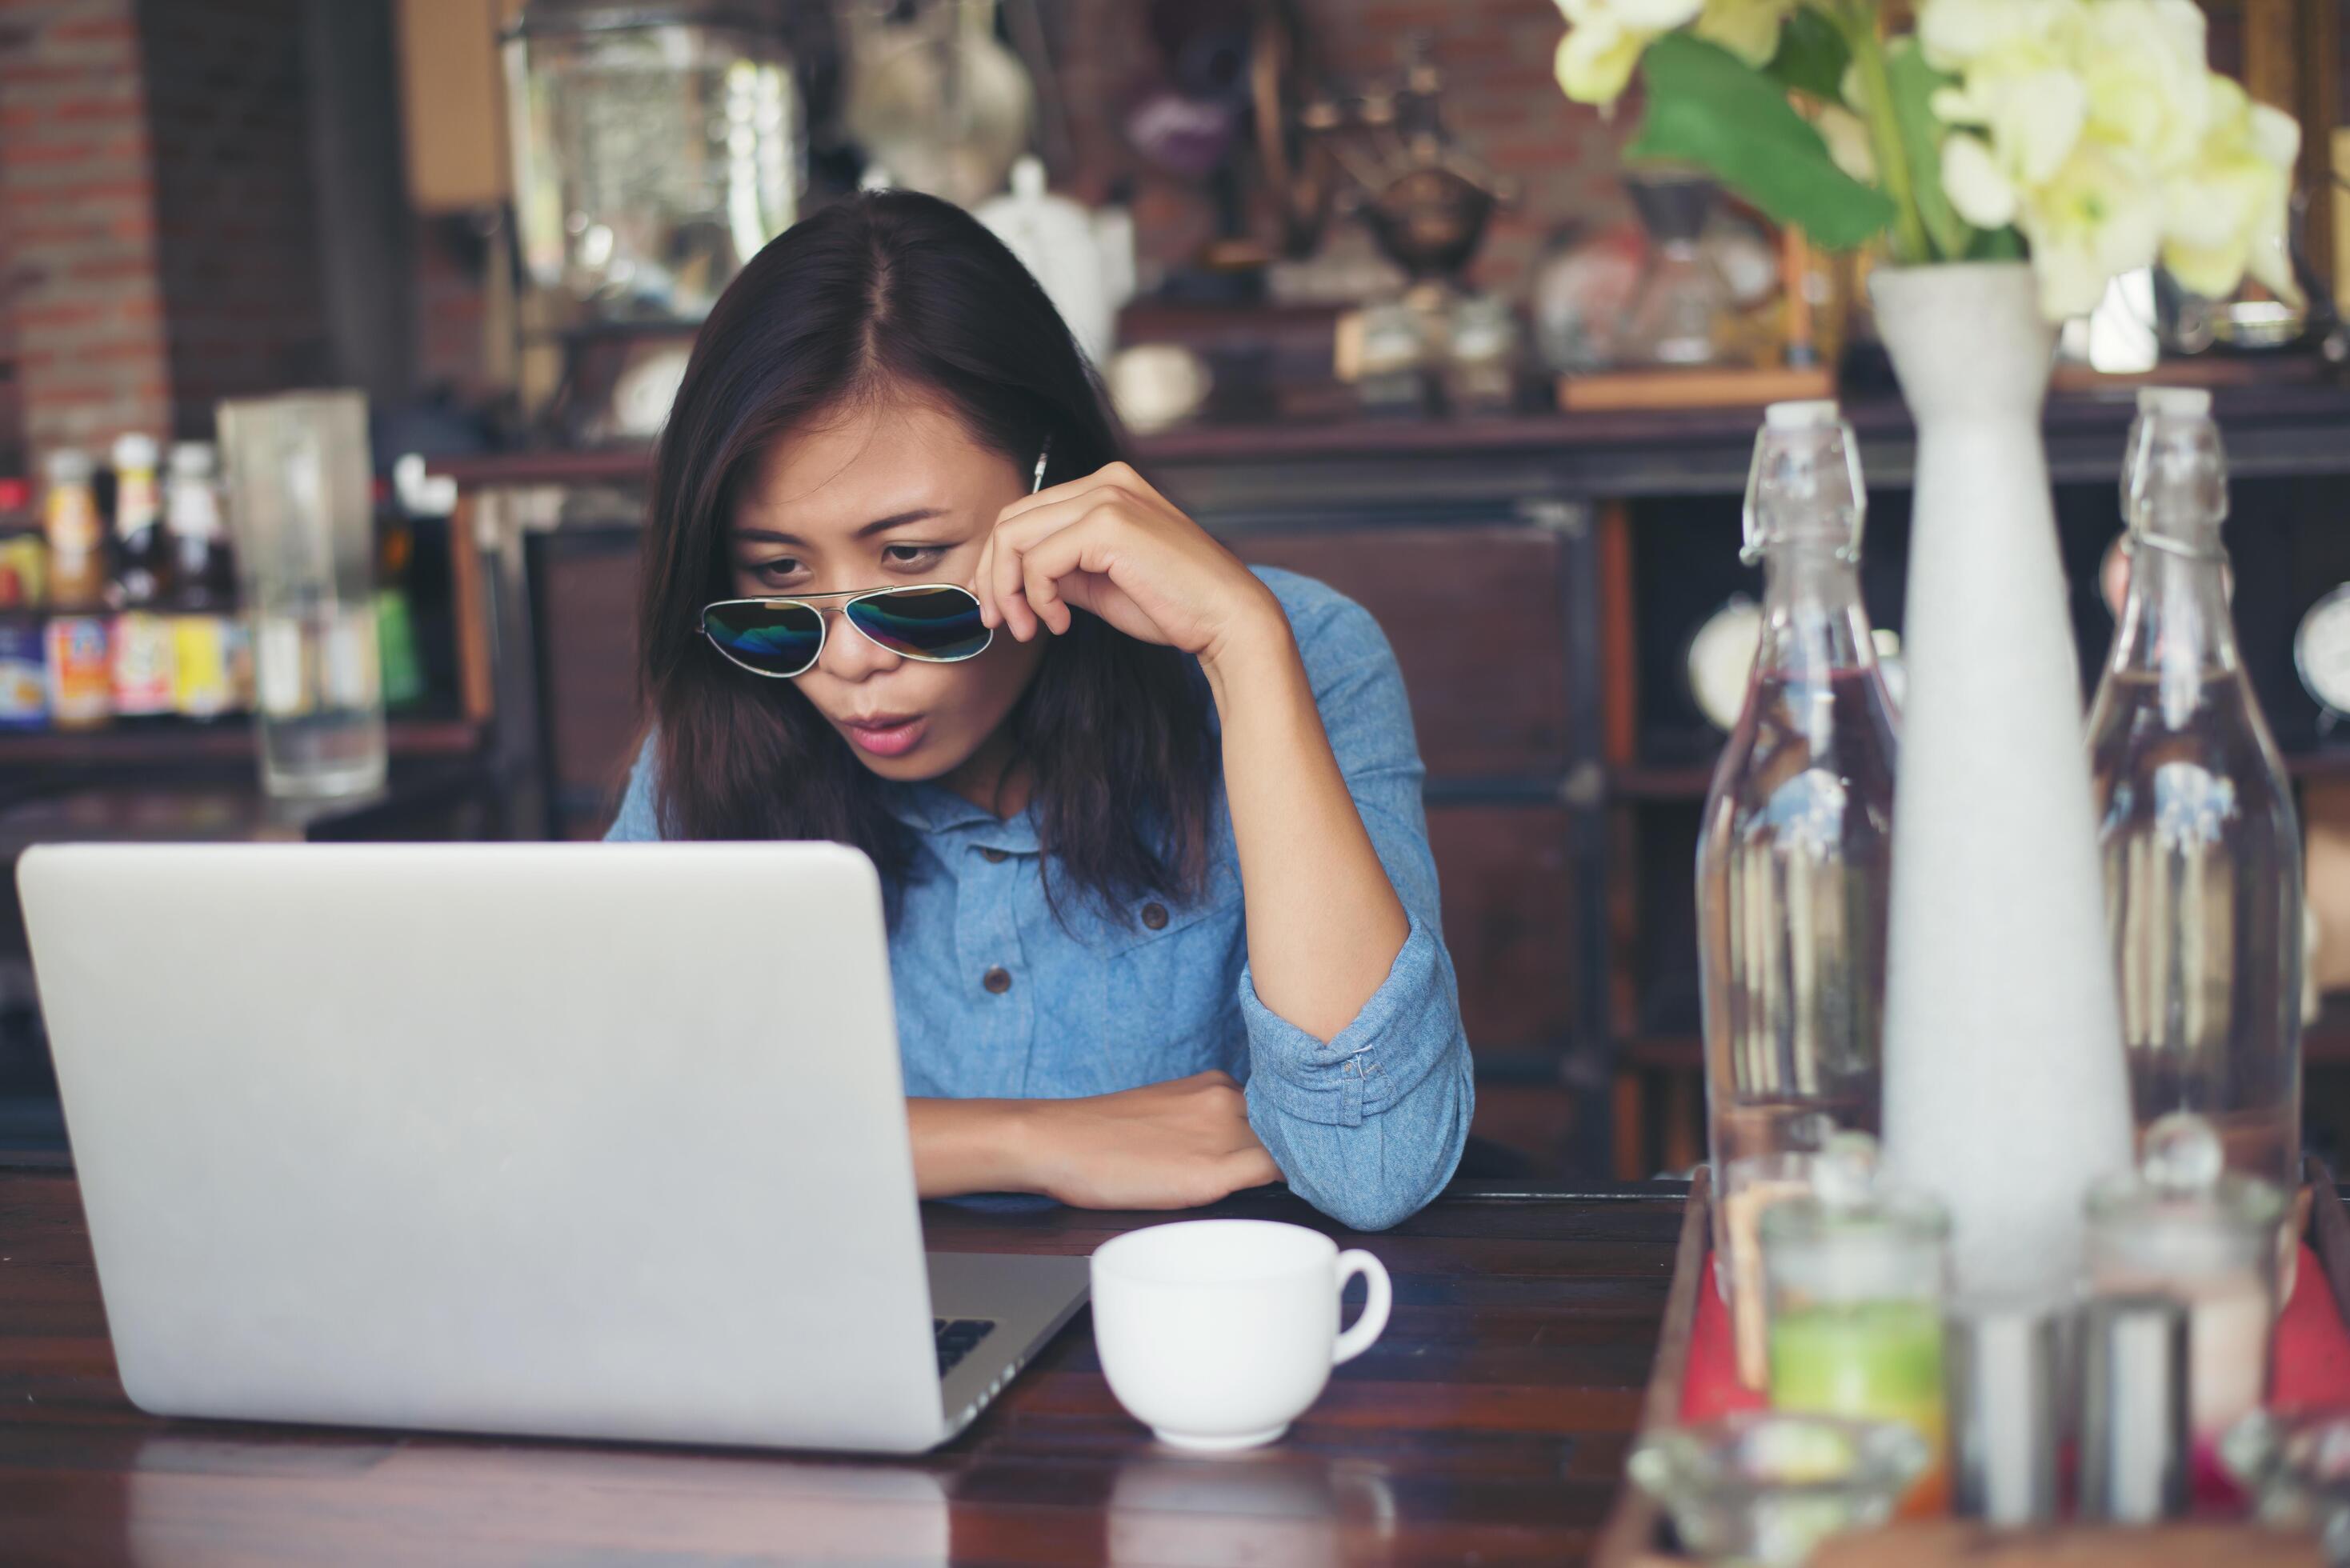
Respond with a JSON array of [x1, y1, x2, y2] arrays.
[[700, 582, 994, 680], [701, 434, 1050, 681]]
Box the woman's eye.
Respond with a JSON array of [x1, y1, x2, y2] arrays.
[[883, 544, 947, 570], [747, 558, 805, 583]]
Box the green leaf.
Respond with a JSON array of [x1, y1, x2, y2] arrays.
[[1966, 224, 2024, 261], [1629, 33, 1894, 250], [1767, 8, 1850, 104], [1883, 40, 1969, 262]]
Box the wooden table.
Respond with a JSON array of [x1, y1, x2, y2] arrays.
[[0, 1166, 1683, 1566]]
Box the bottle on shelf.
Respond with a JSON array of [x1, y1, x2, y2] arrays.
[[165, 439, 240, 722], [2086, 387, 2302, 1190], [0, 477, 44, 730], [40, 447, 110, 730], [1697, 398, 1901, 1388], [106, 432, 175, 726]]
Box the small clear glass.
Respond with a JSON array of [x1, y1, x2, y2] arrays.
[[1700, 402, 1899, 1354], [2085, 1112, 2288, 1447], [216, 392, 386, 800], [1628, 1412, 1927, 1566], [2086, 387, 2303, 1191], [2221, 1408, 2350, 1565], [1762, 1170, 1951, 1517]]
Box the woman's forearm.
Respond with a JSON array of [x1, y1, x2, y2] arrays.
[[1202, 609, 1411, 1043], [907, 1097, 1033, 1198]]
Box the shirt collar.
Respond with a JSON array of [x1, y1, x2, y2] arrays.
[[882, 780, 1040, 854]]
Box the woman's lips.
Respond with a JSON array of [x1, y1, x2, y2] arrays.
[[841, 714, 926, 758]]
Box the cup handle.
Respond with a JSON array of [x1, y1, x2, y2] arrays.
[[1331, 1250, 1391, 1366]]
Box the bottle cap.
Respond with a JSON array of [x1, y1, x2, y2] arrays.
[[168, 442, 216, 477], [45, 448, 92, 484], [1764, 398, 1840, 429], [111, 433, 158, 471], [2136, 386, 2212, 418], [1742, 403, 1867, 563]]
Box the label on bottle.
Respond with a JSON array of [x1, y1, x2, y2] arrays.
[[114, 470, 159, 541], [166, 477, 224, 543], [0, 620, 45, 728], [0, 535, 45, 610], [171, 614, 234, 718], [44, 482, 99, 558], [254, 614, 311, 718], [44, 615, 110, 726], [321, 608, 379, 709], [110, 610, 175, 716]]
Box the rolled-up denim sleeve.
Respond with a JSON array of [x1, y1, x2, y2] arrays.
[[603, 735, 665, 842], [1238, 583, 1474, 1232]]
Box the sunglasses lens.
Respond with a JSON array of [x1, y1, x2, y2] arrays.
[[846, 586, 991, 662], [703, 601, 823, 676]]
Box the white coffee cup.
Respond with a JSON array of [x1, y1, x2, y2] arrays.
[[1091, 1219, 1392, 1450]]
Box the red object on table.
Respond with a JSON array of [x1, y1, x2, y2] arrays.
[[1680, 1242, 2350, 1424]]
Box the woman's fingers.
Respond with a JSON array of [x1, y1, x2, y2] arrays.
[[989, 493, 1127, 642]]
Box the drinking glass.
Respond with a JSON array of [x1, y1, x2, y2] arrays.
[[216, 392, 386, 800]]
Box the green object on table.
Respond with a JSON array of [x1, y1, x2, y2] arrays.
[[375, 586, 422, 710], [1768, 1298, 1944, 1425]]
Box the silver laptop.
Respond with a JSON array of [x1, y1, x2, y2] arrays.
[[19, 840, 1088, 1453]]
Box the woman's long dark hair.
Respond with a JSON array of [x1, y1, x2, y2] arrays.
[[638, 190, 1218, 919]]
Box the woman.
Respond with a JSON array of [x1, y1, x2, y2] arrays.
[[607, 190, 1471, 1231]]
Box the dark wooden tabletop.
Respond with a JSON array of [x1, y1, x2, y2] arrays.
[[0, 1166, 1683, 1566]]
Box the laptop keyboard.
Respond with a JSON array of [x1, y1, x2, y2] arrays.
[[934, 1318, 999, 1376]]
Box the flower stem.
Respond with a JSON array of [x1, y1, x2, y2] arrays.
[[1839, 2, 1928, 263]]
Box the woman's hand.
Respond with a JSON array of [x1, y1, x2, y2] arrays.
[[1022, 1070, 1283, 1210], [972, 461, 1283, 667], [908, 1074, 1280, 1210]]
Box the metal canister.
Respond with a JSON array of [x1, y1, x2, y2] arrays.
[[1945, 1294, 2064, 1525], [2077, 1293, 2191, 1523]]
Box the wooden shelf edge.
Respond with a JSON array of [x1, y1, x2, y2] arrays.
[[0, 718, 485, 768]]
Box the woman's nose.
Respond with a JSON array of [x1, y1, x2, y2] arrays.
[[813, 604, 902, 681]]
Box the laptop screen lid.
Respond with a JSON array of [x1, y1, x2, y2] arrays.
[[21, 841, 946, 1451]]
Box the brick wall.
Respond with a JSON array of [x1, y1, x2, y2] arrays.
[[0, 0, 334, 475], [0, 0, 172, 469], [135, 0, 330, 438]]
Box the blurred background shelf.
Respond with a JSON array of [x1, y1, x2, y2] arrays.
[[0, 718, 485, 770]]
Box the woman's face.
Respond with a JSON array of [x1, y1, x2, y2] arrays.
[[727, 395, 1047, 787]]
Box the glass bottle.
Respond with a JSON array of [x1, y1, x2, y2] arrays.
[[2086, 388, 2301, 1191], [1699, 400, 1901, 1366]]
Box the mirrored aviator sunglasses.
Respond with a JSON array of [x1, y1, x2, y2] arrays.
[[700, 584, 993, 679]]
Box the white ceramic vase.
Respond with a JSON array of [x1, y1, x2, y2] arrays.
[[1870, 262, 2135, 1301]]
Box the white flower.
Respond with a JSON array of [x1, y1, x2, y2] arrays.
[[2016, 141, 2164, 318], [1919, 0, 2078, 71], [1941, 132, 2017, 227], [1694, 0, 1797, 67], [1932, 66, 2087, 186], [1819, 106, 1877, 183], [1555, 14, 1648, 103], [2077, 0, 2212, 172], [1552, 0, 1703, 105], [2158, 78, 2301, 302]]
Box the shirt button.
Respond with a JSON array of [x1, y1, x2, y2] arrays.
[[1141, 902, 1169, 930], [983, 966, 1012, 994], [982, 848, 1008, 864]]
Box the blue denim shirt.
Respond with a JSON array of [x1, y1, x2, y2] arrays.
[[606, 568, 1473, 1230]]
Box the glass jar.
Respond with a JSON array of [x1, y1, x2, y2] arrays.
[[505, 2, 804, 326], [2085, 1112, 2288, 1446], [1762, 1169, 1951, 1517]]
